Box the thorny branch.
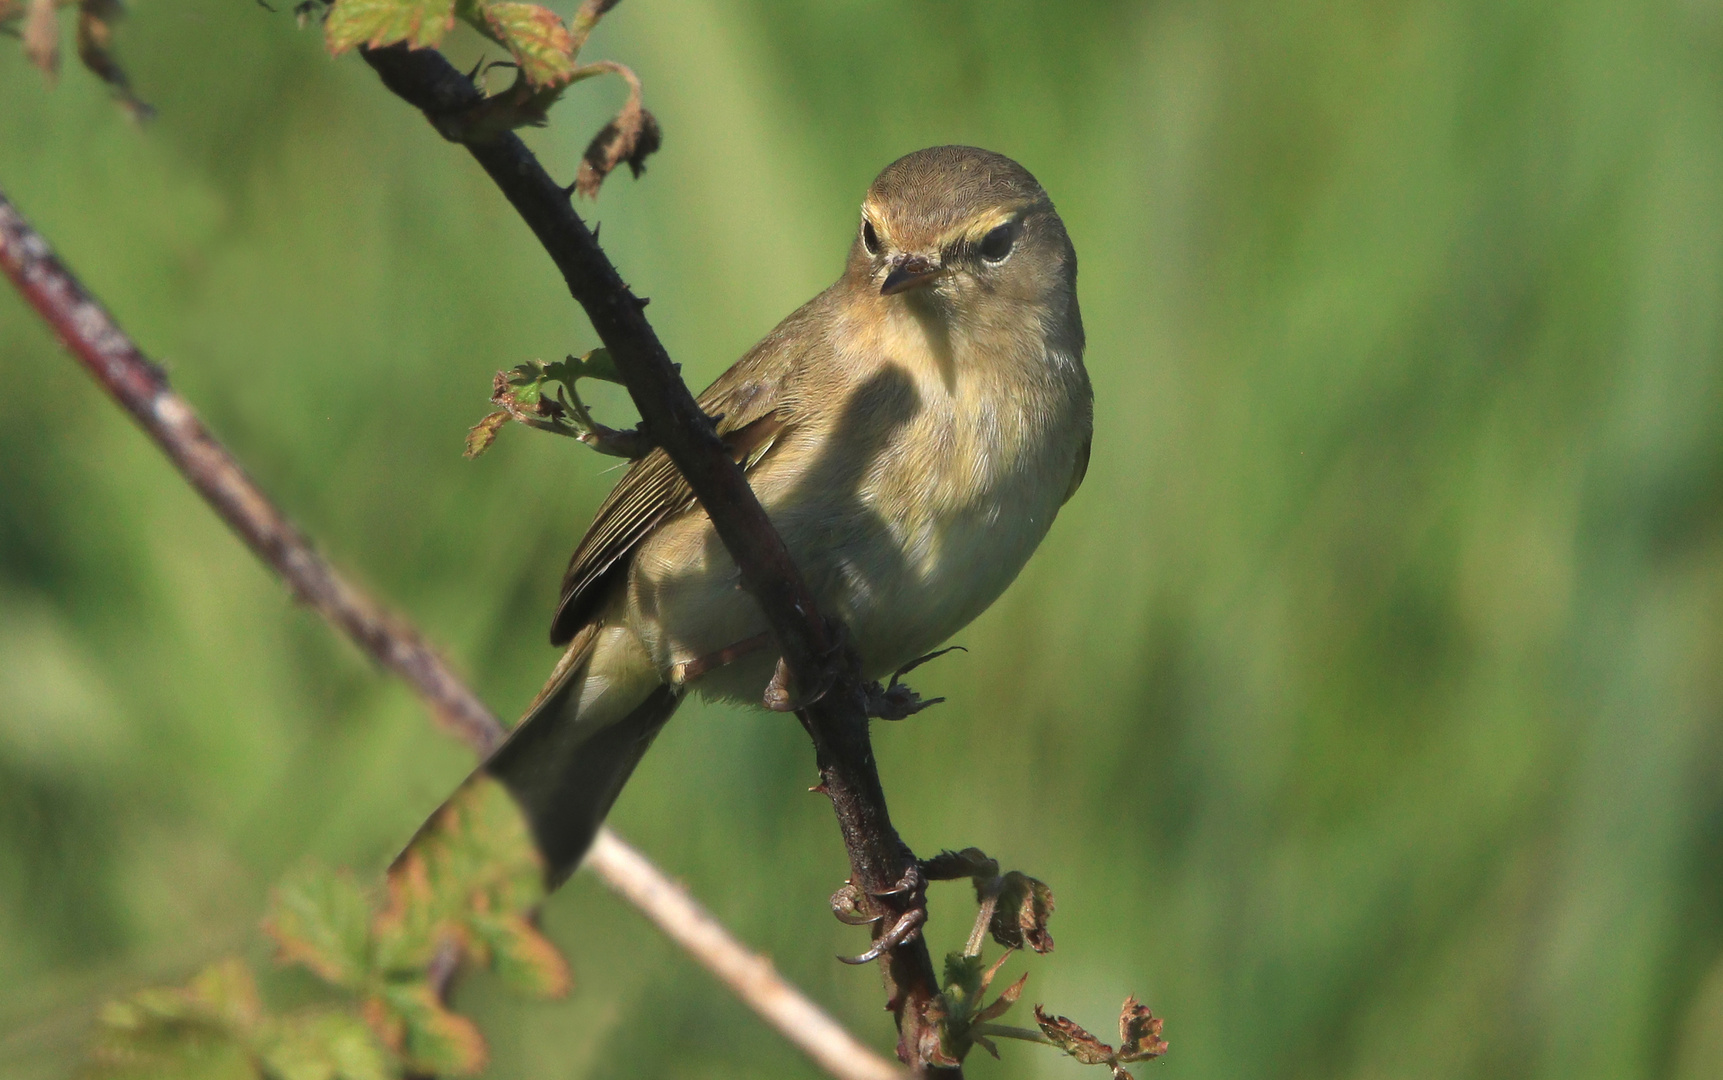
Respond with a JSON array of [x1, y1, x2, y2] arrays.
[[360, 39, 957, 1072], [0, 191, 904, 1080], [360, 39, 957, 1073]]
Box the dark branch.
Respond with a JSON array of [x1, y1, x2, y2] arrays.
[[358, 42, 954, 1072]]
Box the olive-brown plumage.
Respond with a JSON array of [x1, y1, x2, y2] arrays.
[[455, 147, 1092, 881]]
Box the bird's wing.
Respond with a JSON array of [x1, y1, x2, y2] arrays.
[[549, 335, 802, 645]]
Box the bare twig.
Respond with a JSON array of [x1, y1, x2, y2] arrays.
[[0, 193, 504, 758], [0, 189, 903, 1080], [361, 42, 954, 1072], [586, 832, 904, 1080]]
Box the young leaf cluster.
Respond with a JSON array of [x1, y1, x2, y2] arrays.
[[466, 349, 649, 459], [1030, 998, 1169, 1080], [86, 783, 572, 1079], [265, 780, 572, 1076], [914, 848, 1167, 1074], [85, 957, 389, 1080], [312, 0, 660, 181], [0, 0, 150, 118]]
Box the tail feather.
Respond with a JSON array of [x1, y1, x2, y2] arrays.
[[398, 622, 680, 888], [486, 679, 679, 887]]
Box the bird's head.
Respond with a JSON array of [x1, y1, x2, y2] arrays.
[[847, 146, 1078, 343]]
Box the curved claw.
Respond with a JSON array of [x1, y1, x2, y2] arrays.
[[871, 862, 925, 899], [836, 907, 927, 965], [830, 882, 882, 926]]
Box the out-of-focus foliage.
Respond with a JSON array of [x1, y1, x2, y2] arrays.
[[86, 956, 389, 1080], [0, 0, 150, 119], [4, 2, 1723, 1079], [316, 0, 658, 176]]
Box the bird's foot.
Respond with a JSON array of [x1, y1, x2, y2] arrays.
[[762, 618, 851, 712], [863, 645, 966, 721], [832, 862, 929, 964]]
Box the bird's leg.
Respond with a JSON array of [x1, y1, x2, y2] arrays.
[[669, 631, 771, 686], [835, 860, 929, 964], [863, 645, 967, 721], [763, 619, 850, 712]]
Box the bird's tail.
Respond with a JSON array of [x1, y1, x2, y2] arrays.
[[397, 621, 678, 888]]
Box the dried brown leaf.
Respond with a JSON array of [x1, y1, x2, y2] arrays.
[[1033, 1004, 1115, 1066], [922, 847, 998, 883], [991, 870, 1055, 954], [972, 970, 1028, 1025], [23, 0, 57, 78], [76, 0, 150, 120], [1117, 995, 1168, 1062], [574, 70, 660, 198], [917, 996, 962, 1069]]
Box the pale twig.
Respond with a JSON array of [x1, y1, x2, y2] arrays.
[[586, 832, 904, 1080], [0, 193, 504, 758], [0, 188, 903, 1080]]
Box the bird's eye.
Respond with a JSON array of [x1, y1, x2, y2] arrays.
[[979, 222, 1016, 264], [862, 219, 881, 256]]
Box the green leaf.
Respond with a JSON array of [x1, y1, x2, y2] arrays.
[[324, 0, 456, 53], [545, 347, 621, 385], [86, 959, 264, 1080], [566, 0, 621, 52], [940, 952, 986, 1018], [463, 410, 509, 458], [503, 360, 549, 406], [370, 848, 443, 974], [469, 910, 573, 998], [376, 776, 554, 977], [257, 1010, 394, 1080], [479, 2, 576, 88], [263, 866, 373, 989], [377, 981, 486, 1077]]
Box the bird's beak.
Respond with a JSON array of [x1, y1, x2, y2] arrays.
[[880, 254, 943, 296]]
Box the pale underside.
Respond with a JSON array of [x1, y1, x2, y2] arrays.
[[558, 280, 1093, 733]]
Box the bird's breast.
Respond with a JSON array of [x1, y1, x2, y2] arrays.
[[775, 324, 1089, 677], [627, 304, 1090, 701]]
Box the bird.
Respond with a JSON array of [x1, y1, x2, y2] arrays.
[[433, 145, 1091, 886]]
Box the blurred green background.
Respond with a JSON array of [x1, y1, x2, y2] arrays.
[[5, 1, 1723, 1077]]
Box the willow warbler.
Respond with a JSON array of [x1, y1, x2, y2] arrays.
[[459, 146, 1091, 882]]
